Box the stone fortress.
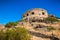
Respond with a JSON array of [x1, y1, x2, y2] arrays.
[[21, 8, 60, 40], [22, 8, 49, 27], [17, 8, 60, 29]]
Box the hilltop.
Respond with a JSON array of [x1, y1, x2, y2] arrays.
[[0, 8, 60, 40], [16, 8, 60, 40]]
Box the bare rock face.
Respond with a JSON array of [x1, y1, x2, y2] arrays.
[[0, 24, 5, 30]]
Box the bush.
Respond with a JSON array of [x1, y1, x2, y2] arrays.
[[0, 31, 6, 40], [5, 22, 18, 28], [44, 16, 59, 24], [0, 27, 31, 40], [47, 27, 56, 31]]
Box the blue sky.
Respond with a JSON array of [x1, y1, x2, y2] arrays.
[[0, 0, 60, 25]]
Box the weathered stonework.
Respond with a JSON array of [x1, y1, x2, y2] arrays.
[[22, 8, 48, 27], [22, 8, 48, 20]]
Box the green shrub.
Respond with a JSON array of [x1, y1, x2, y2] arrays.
[[16, 27, 31, 40], [0, 27, 31, 40], [0, 31, 6, 40], [44, 16, 59, 23], [47, 27, 56, 31], [5, 22, 18, 28]]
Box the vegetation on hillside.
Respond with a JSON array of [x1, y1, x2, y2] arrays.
[[5, 19, 25, 28], [5, 22, 18, 28], [47, 26, 56, 31], [44, 16, 59, 23], [0, 27, 31, 40]]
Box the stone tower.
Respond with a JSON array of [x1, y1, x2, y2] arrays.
[[19, 8, 49, 27], [22, 8, 48, 23]]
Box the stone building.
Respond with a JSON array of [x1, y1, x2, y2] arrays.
[[21, 8, 48, 27], [23, 8, 48, 22]]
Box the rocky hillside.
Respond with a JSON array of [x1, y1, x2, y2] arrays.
[[0, 24, 5, 30], [22, 22, 60, 40], [0, 8, 60, 40]]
